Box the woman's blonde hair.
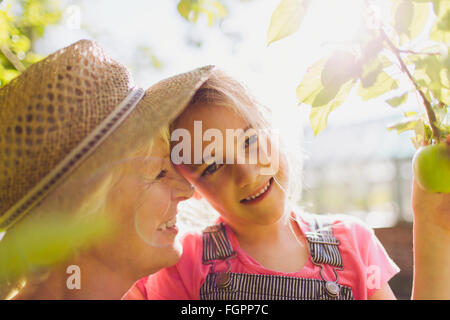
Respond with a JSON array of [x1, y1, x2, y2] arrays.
[[1, 125, 171, 299], [77, 125, 171, 219]]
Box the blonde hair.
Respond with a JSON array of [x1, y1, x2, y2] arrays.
[[77, 125, 171, 219], [172, 68, 303, 223]]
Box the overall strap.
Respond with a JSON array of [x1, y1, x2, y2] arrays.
[[302, 214, 344, 298], [303, 214, 343, 268], [201, 216, 344, 267], [202, 222, 235, 264], [200, 216, 350, 299]]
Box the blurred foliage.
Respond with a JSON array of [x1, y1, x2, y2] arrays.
[[0, 0, 230, 87], [0, 0, 62, 87], [0, 213, 112, 291], [267, 0, 449, 145], [177, 0, 227, 26], [138, 46, 163, 70]]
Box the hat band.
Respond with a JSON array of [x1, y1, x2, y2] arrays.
[[0, 87, 145, 231]]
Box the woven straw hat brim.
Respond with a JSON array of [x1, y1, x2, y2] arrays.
[[106, 64, 217, 163], [0, 38, 215, 231]]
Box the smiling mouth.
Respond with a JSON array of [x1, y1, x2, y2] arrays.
[[240, 177, 274, 204], [156, 216, 177, 232]]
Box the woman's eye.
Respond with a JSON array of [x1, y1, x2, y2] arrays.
[[245, 135, 258, 147], [201, 162, 222, 177], [155, 170, 167, 180]]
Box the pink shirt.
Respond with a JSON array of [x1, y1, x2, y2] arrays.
[[122, 213, 400, 300]]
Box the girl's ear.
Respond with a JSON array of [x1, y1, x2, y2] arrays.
[[193, 189, 203, 200]]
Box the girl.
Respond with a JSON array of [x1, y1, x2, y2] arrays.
[[123, 66, 450, 300]]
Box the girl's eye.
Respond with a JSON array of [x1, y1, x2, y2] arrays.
[[245, 134, 258, 147], [156, 170, 167, 180], [201, 162, 222, 177]]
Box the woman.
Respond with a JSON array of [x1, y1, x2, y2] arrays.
[[0, 40, 215, 299]]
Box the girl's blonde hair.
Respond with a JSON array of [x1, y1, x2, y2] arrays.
[[172, 67, 303, 226]]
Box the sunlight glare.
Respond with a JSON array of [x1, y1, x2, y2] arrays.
[[304, 0, 366, 45]]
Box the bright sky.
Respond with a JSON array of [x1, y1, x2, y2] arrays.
[[30, 0, 421, 129], [2, 0, 431, 140]]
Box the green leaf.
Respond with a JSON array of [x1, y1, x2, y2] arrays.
[[5, 68, 19, 81], [386, 92, 409, 107], [431, 0, 442, 15], [311, 85, 340, 107], [267, 0, 310, 45], [9, 34, 30, 53], [177, 0, 227, 25], [440, 88, 450, 105], [404, 111, 418, 117], [23, 51, 44, 65], [430, 27, 450, 42], [321, 51, 360, 90], [177, 0, 192, 20], [296, 58, 326, 105], [388, 115, 422, 134], [394, 0, 414, 37], [413, 0, 443, 15], [357, 71, 399, 101], [309, 80, 354, 135], [436, 7, 450, 31], [432, 102, 449, 125], [206, 0, 227, 18], [430, 1, 450, 41], [359, 35, 384, 66], [360, 58, 384, 88], [388, 114, 429, 147], [414, 55, 449, 103], [409, 2, 430, 39]]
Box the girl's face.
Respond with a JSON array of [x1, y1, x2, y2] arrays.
[[172, 103, 287, 229], [98, 135, 194, 277]]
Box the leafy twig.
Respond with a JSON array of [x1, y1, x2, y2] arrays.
[[398, 49, 441, 56], [0, 45, 25, 72], [380, 30, 441, 141]]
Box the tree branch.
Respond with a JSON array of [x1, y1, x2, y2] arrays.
[[0, 45, 25, 72], [380, 30, 441, 141], [398, 49, 441, 56]]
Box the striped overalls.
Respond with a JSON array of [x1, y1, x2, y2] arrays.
[[199, 215, 354, 300]]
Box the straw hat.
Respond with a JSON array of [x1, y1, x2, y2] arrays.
[[0, 39, 215, 231]]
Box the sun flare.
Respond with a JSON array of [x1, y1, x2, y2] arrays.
[[304, 0, 368, 45]]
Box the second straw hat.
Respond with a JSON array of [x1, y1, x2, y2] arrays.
[[0, 39, 215, 231]]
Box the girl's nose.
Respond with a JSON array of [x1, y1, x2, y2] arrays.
[[234, 162, 259, 190]]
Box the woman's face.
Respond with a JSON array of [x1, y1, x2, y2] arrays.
[[95, 134, 193, 278], [172, 103, 288, 230]]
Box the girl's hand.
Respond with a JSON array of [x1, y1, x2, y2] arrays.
[[412, 177, 450, 234]]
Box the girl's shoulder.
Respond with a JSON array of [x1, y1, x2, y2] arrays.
[[177, 220, 225, 260], [298, 211, 373, 231], [178, 230, 203, 257], [296, 211, 377, 248]]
